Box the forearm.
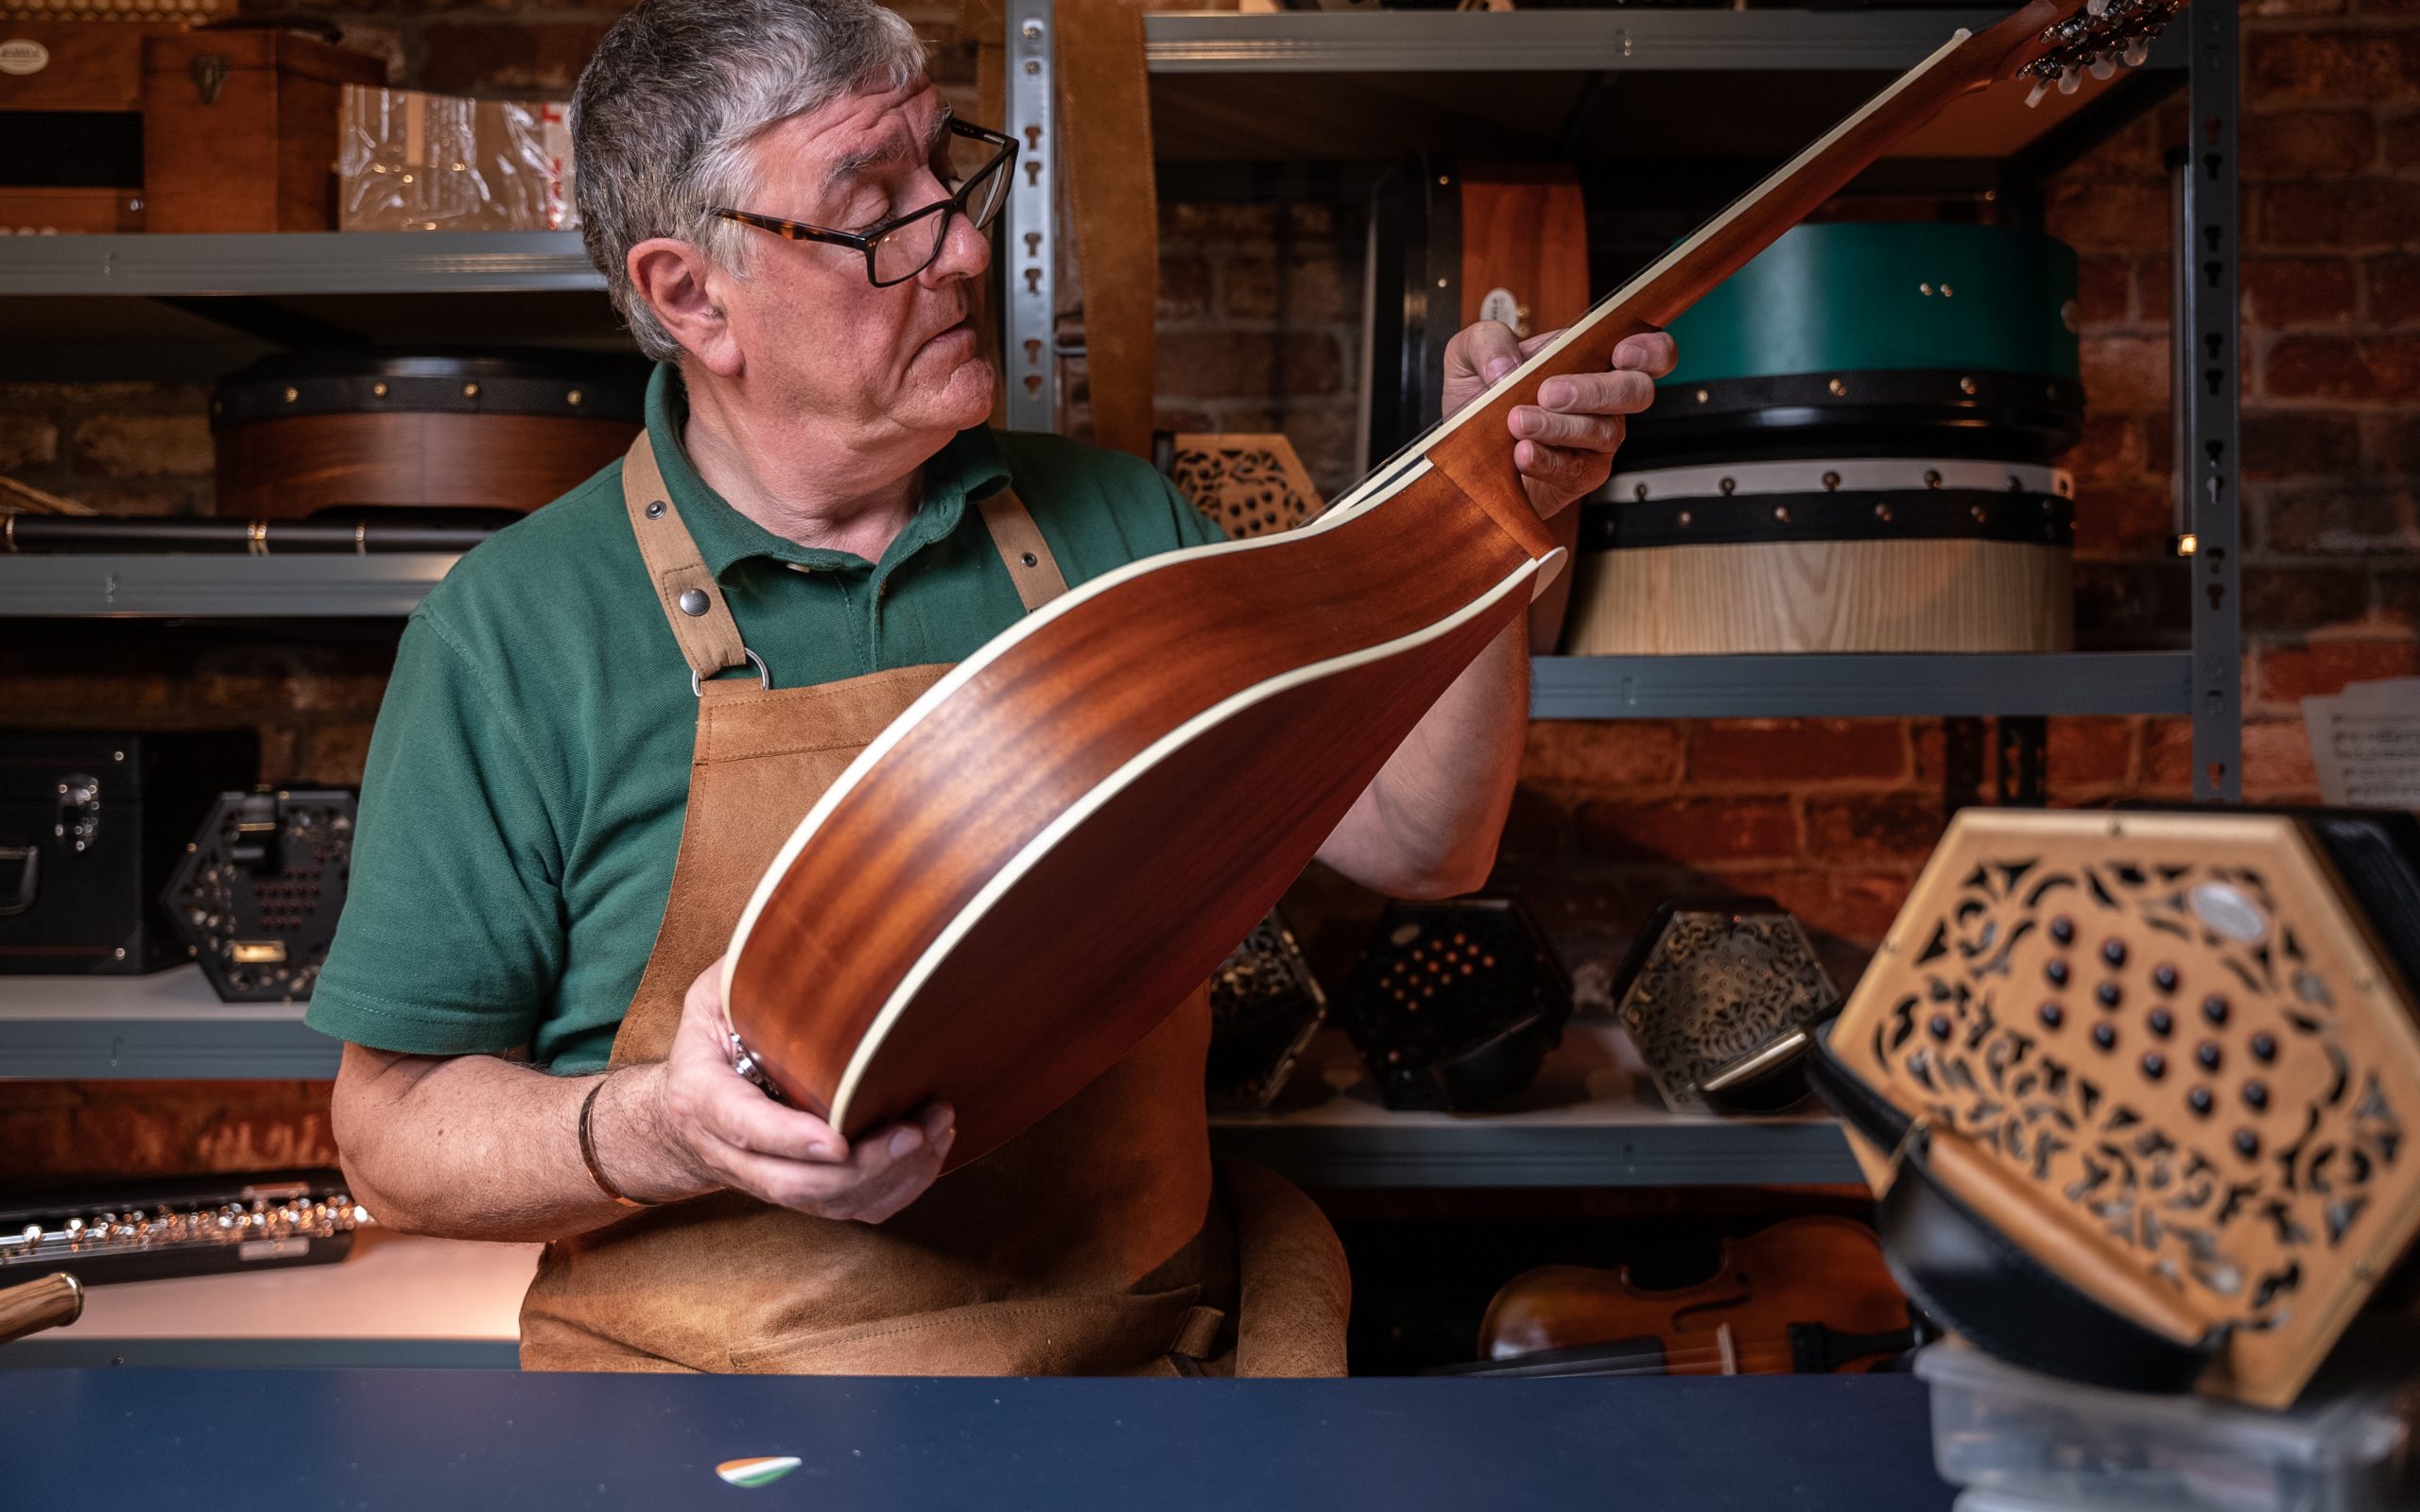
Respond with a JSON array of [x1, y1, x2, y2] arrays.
[[1316, 614, 1529, 898], [330, 1045, 709, 1243]]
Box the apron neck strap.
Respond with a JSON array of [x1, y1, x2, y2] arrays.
[[621, 428, 1074, 683]]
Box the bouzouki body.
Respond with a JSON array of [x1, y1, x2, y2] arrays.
[[722, 0, 2187, 1170]]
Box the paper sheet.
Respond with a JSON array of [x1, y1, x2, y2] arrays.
[[2303, 678, 2420, 808]]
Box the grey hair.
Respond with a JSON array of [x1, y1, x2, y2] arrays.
[[570, 0, 928, 362]]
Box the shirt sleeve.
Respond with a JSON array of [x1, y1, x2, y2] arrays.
[[306, 608, 567, 1057]]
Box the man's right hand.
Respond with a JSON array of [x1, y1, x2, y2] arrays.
[[602, 956, 955, 1222]]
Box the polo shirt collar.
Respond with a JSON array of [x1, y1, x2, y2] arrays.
[[642, 363, 1013, 581]]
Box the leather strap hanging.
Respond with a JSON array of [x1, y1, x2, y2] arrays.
[[977, 488, 1070, 610], [1056, 0, 1158, 458], [621, 431, 749, 683]]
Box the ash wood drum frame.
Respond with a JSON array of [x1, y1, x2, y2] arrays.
[[719, 0, 2191, 1173]]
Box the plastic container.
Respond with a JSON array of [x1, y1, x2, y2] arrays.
[[1917, 1340, 2416, 1512]]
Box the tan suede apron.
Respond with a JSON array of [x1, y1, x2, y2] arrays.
[[518, 432, 1350, 1377]]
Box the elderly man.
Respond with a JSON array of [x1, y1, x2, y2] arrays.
[[312, 0, 1674, 1376]]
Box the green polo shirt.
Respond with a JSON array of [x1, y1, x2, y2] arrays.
[[307, 366, 1226, 1074]]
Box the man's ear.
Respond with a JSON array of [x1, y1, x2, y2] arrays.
[[628, 237, 742, 377]]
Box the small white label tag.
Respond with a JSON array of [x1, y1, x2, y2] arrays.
[[0, 40, 50, 76], [1478, 286, 1528, 338], [238, 1237, 310, 1263]]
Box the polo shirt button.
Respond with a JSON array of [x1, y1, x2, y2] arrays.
[[677, 588, 710, 616], [786, 562, 813, 574]]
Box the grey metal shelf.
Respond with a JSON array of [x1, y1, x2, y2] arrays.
[[1146, 8, 2185, 74], [0, 969, 338, 1079], [0, 553, 458, 617], [0, 971, 1857, 1187], [0, 231, 596, 297]]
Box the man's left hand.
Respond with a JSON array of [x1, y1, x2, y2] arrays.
[[1439, 322, 1680, 521]]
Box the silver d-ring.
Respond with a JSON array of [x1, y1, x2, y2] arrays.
[[691, 647, 773, 696]]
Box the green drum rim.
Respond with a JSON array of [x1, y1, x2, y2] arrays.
[[1659, 223, 2081, 387]]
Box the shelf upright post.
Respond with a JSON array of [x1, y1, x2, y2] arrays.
[[1004, 0, 1058, 434], [2184, 0, 2242, 801]]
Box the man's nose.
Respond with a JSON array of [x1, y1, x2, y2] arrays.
[[923, 206, 992, 284]]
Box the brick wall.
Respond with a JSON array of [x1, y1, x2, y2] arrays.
[[6, 0, 2417, 1178]]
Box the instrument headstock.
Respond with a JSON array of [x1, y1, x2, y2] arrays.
[[1964, 0, 2197, 106], [1970, 0, 2188, 108]]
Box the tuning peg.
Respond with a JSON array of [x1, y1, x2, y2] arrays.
[[2057, 66, 2083, 94], [2123, 36, 2150, 65], [2026, 77, 2052, 108], [2089, 52, 2118, 78]]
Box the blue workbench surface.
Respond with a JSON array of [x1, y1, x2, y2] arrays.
[[0, 1367, 1952, 1509]]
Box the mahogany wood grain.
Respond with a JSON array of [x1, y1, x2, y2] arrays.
[[727, 469, 1537, 1167], [0, 1273, 81, 1347], [0, 23, 182, 112], [1566, 538, 2072, 653], [214, 412, 640, 517], [141, 30, 383, 232]]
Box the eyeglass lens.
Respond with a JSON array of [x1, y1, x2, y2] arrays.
[[867, 130, 1012, 284]]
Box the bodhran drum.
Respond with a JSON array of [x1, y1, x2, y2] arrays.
[[1563, 455, 2075, 654], [1626, 221, 2084, 468], [210, 349, 648, 519]]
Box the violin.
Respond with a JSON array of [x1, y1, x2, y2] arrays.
[[719, 0, 2192, 1170], [1474, 1216, 1917, 1377]]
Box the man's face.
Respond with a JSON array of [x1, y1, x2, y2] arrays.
[[717, 78, 995, 446]]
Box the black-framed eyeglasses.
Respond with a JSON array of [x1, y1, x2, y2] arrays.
[[711, 119, 1019, 288]]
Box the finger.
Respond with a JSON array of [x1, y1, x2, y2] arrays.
[[1509, 405, 1622, 452], [1536, 369, 1658, 418], [1516, 328, 1562, 359], [1613, 331, 1679, 378], [1445, 319, 1526, 386], [1515, 438, 1618, 488], [700, 1080, 850, 1163]]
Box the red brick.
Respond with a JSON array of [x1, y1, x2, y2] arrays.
[[1577, 798, 1798, 865], [2372, 254, 2420, 325], [1821, 870, 1920, 946], [2081, 335, 2170, 411], [2256, 180, 2420, 250], [1164, 202, 1284, 242], [1689, 719, 1907, 785], [2389, 112, 2420, 167], [417, 22, 614, 94], [1158, 253, 1210, 320], [2073, 481, 2175, 558], [1155, 331, 1345, 401], [2242, 410, 2363, 478], [2145, 717, 2321, 799], [1221, 249, 1360, 323], [1802, 793, 1945, 865], [2075, 255, 2133, 326], [2244, 562, 2374, 631], [2257, 639, 2420, 703], [2248, 29, 2420, 99], [71, 414, 211, 478], [2266, 335, 2420, 401], [2046, 179, 2170, 253], [2050, 717, 2138, 790], [2074, 560, 2190, 644], [2250, 0, 2348, 15], [2374, 565, 2420, 626], [1498, 786, 1573, 863], [0, 414, 56, 472], [2241, 109, 2377, 175], [2263, 482, 2420, 554], [2066, 414, 2144, 489], [2375, 411, 2420, 472], [299, 723, 376, 785], [2244, 257, 2359, 326], [1522, 720, 1685, 791]]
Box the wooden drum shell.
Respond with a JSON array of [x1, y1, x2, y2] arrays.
[[214, 410, 642, 519]]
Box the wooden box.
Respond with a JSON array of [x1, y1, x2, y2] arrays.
[[141, 28, 384, 232], [0, 186, 142, 233], [0, 21, 184, 112]]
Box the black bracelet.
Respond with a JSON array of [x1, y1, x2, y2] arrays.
[[578, 1074, 659, 1210]]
